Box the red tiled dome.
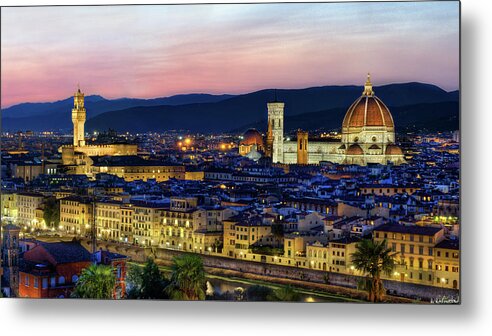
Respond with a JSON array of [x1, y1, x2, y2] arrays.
[[385, 144, 403, 155], [342, 74, 394, 130], [342, 95, 394, 129], [241, 129, 264, 147], [346, 144, 364, 155]]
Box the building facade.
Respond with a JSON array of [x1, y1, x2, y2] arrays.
[[240, 74, 405, 166]]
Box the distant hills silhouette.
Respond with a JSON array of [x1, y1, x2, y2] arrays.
[[2, 82, 459, 133]]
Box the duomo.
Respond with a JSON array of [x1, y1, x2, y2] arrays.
[[239, 74, 406, 166]]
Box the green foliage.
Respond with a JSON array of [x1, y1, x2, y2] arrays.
[[267, 285, 301, 302], [271, 223, 284, 247], [244, 285, 274, 301], [72, 264, 115, 299], [127, 258, 169, 299], [43, 197, 60, 228], [351, 239, 396, 302], [250, 245, 284, 256], [165, 254, 206, 300]]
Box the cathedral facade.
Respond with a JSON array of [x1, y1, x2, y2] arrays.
[[239, 74, 405, 166], [59, 87, 138, 173]]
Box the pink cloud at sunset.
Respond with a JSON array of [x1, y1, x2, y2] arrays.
[[1, 2, 459, 108]]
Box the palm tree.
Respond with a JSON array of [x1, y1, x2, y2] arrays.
[[72, 264, 115, 299], [165, 254, 206, 300], [267, 285, 301, 302], [351, 239, 396, 302]]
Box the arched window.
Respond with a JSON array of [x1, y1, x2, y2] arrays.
[[59, 276, 65, 285], [72, 275, 79, 283]]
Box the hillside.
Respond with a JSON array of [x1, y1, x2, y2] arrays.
[[235, 101, 459, 134], [2, 82, 458, 132]]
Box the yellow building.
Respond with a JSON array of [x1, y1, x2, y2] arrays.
[[184, 170, 205, 181], [373, 223, 448, 287], [90, 156, 185, 182], [59, 196, 93, 236], [434, 239, 460, 289], [1, 193, 18, 220], [223, 216, 272, 259], [59, 87, 138, 170], [306, 237, 359, 273], [95, 201, 124, 242], [16, 192, 45, 227]]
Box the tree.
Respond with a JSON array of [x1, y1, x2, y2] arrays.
[[351, 239, 396, 302], [271, 223, 284, 247], [72, 264, 115, 299], [245, 285, 273, 301], [165, 254, 206, 300], [43, 197, 59, 229], [267, 285, 301, 302], [127, 258, 169, 299]]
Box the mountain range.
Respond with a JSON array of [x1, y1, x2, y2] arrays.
[[1, 83, 459, 133]]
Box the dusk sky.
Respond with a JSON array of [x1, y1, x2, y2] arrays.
[[1, 2, 459, 108]]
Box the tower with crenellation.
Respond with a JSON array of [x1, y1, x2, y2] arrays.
[[72, 86, 86, 147]]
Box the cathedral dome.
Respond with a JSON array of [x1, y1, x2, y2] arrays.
[[346, 144, 364, 155], [385, 144, 403, 156], [241, 129, 264, 147], [342, 75, 394, 130]]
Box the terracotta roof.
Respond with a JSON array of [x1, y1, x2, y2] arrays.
[[385, 144, 403, 155], [240, 129, 264, 147], [346, 144, 364, 155], [342, 95, 394, 129]]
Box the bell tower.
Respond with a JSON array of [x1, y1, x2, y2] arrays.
[[267, 91, 284, 163], [297, 130, 309, 165], [72, 85, 86, 147], [1, 224, 20, 297]]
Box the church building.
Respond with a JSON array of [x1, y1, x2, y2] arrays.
[[239, 74, 405, 166]]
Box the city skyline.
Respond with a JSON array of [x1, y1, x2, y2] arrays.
[[1, 2, 459, 108]]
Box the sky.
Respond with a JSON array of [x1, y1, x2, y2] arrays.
[[1, 2, 459, 108]]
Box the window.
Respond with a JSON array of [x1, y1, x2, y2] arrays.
[[59, 276, 65, 285], [72, 275, 79, 283], [42, 278, 48, 289], [419, 246, 424, 255], [34, 278, 39, 289], [51, 276, 56, 287], [25, 275, 29, 287]]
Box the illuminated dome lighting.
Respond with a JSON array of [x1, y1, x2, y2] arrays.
[[240, 129, 264, 147], [342, 73, 394, 130]]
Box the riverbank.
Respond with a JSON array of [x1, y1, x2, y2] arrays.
[[129, 260, 414, 303]]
